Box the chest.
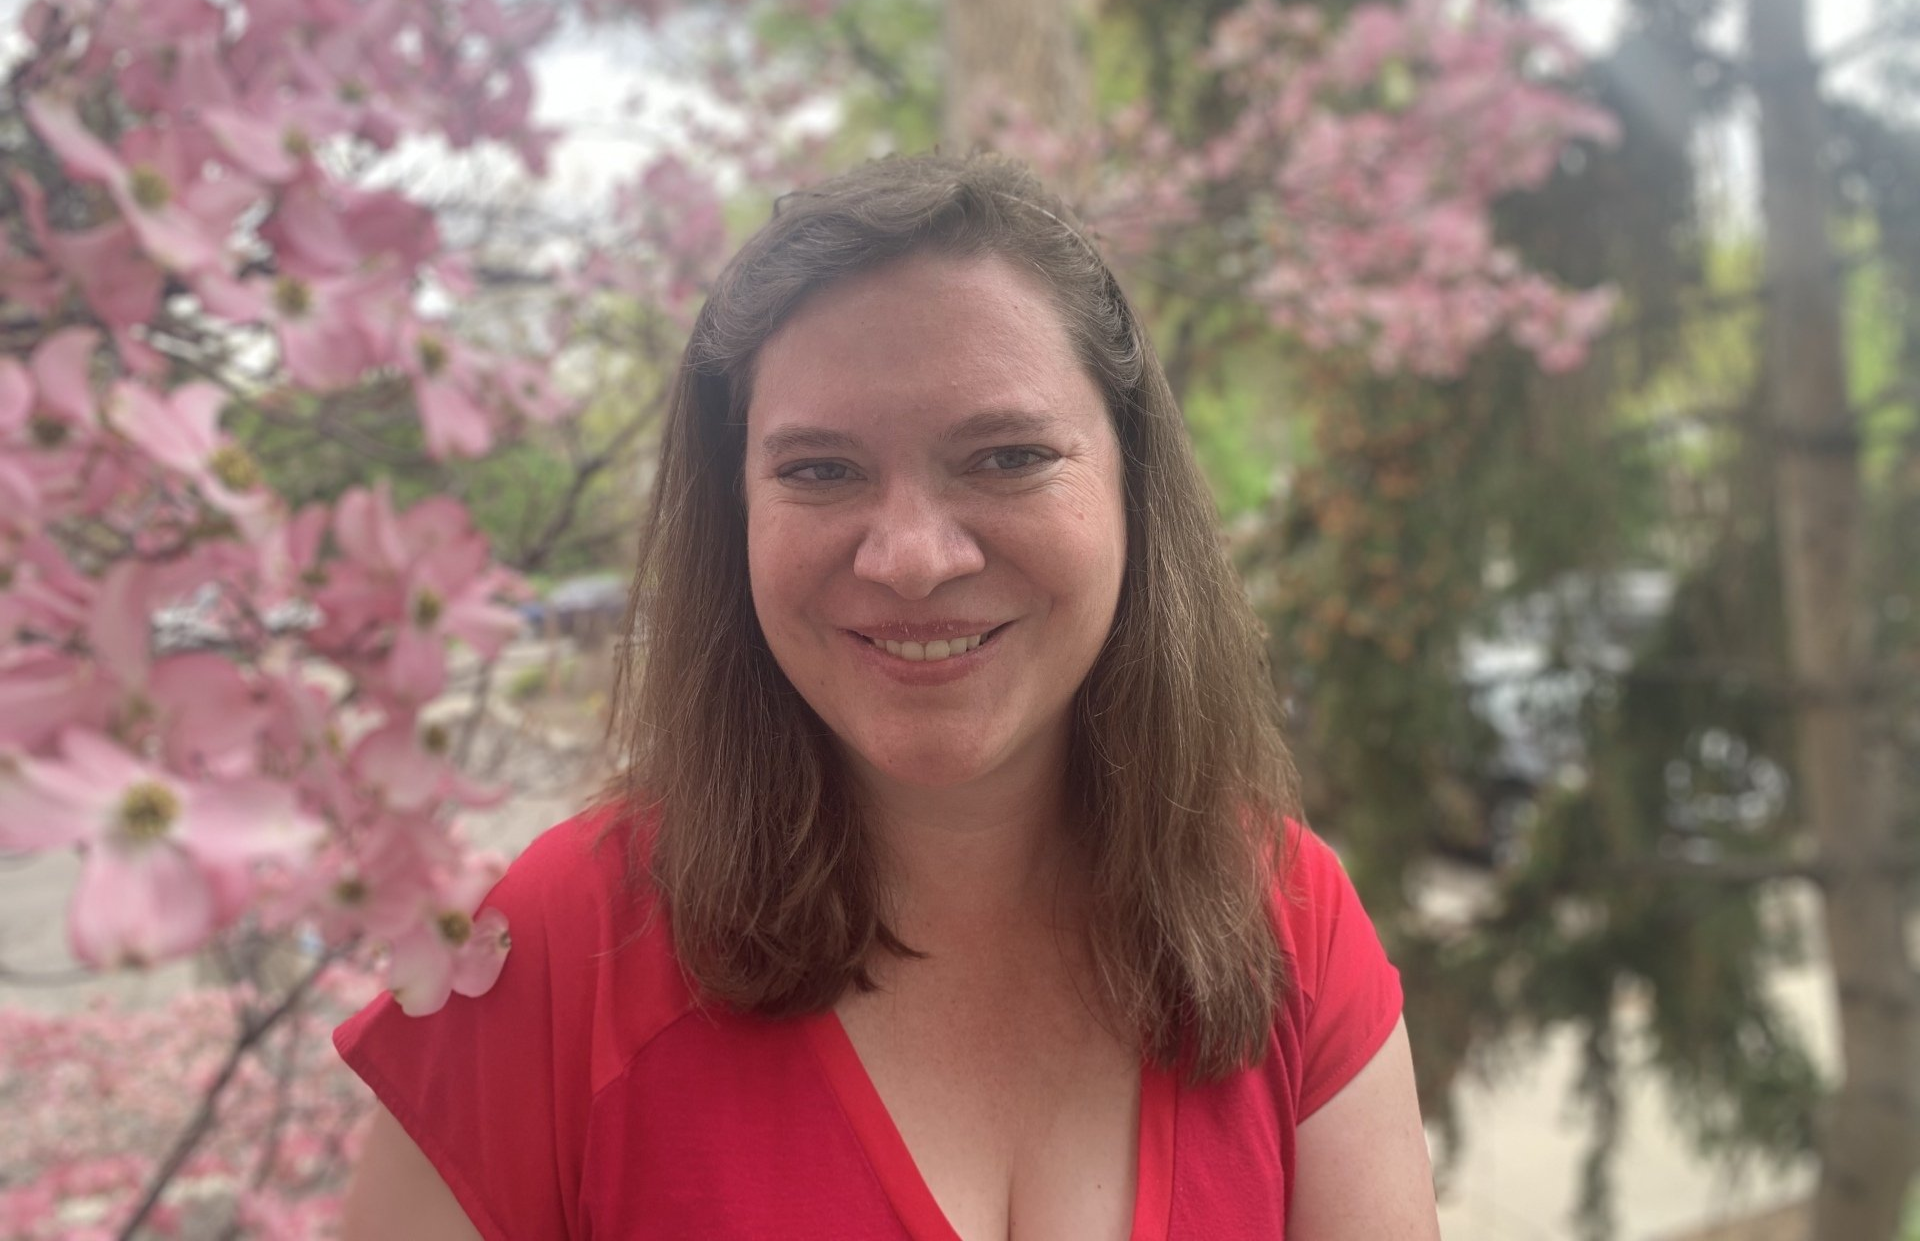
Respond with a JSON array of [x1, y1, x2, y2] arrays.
[[579, 1001, 1304, 1241], [833, 974, 1143, 1241]]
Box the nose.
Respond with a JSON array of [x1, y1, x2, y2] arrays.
[[852, 480, 986, 600]]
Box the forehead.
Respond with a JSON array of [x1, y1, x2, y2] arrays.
[[747, 251, 1101, 438]]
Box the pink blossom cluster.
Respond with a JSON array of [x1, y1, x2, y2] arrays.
[[0, 0, 829, 1010], [1010, 0, 1621, 377], [0, 962, 383, 1238], [0, 0, 651, 1016], [0, 0, 1630, 1228], [0, 0, 795, 1229]]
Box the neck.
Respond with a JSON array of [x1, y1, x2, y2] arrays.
[[847, 730, 1084, 943]]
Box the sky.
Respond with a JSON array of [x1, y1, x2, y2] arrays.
[[0, 0, 1904, 227], [516, 0, 1900, 221]]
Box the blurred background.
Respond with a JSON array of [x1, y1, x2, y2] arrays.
[[0, 0, 1915, 1237]]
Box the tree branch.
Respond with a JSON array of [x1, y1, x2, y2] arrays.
[[1607, 842, 1920, 887], [116, 948, 342, 1241], [1820, 7, 1920, 71]]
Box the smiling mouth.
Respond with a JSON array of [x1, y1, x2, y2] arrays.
[[854, 623, 1011, 663]]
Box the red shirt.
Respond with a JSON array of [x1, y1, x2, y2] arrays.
[[334, 809, 1402, 1240]]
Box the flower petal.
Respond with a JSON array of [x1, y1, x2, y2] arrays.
[[349, 721, 443, 811], [85, 561, 153, 690], [416, 377, 492, 459], [56, 727, 153, 792], [116, 188, 225, 275], [449, 905, 510, 998], [386, 927, 454, 1016], [25, 96, 125, 184], [202, 109, 298, 183], [179, 776, 323, 865], [0, 651, 114, 750], [0, 357, 31, 435], [69, 841, 217, 967], [48, 223, 165, 330], [29, 326, 101, 425], [383, 625, 448, 707], [149, 653, 267, 779], [110, 380, 221, 473], [0, 750, 98, 850], [279, 306, 370, 390]]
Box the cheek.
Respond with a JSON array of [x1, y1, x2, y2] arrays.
[[746, 506, 810, 631], [993, 478, 1126, 636], [1057, 462, 1128, 614]]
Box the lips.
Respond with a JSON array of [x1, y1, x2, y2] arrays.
[[847, 619, 1007, 643], [849, 621, 1011, 660]]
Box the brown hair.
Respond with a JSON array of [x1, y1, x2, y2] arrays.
[[599, 152, 1298, 1079]]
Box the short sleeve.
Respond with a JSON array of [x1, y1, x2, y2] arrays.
[[1280, 823, 1404, 1119], [332, 813, 628, 1241]]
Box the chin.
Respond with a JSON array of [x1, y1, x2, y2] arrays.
[[844, 727, 1009, 791]]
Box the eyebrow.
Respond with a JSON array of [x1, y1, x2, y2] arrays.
[[756, 407, 1063, 459]]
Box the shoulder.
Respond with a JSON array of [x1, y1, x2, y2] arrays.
[[332, 804, 689, 1241], [486, 800, 643, 918], [485, 801, 694, 1081], [1268, 818, 1404, 1117], [1269, 819, 1358, 979], [337, 801, 695, 1100]]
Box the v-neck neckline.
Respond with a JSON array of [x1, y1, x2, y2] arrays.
[[800, 1009, 1176, 1241]]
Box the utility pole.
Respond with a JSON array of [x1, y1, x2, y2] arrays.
[[942, 0, 1090, 153], [1749, 0, 1919, 1235]]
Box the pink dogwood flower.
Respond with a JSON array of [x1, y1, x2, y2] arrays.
[[314, 483, 524, 707], [24, 95, 229, 275], [106, 380, 279, 536], [384, 852, 512, 1016], [0, 729, 322, 967]]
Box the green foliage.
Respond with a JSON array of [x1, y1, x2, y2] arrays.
[[507, 660, 553, 703], [227, 301, 671, 580], [1179, 338, 1297, 518], [755, 0, 942, 160]]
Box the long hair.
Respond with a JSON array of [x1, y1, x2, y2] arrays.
[[599, 152, 1299, 1079]]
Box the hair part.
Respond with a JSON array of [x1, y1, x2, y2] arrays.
[[599, 152, 1299, 1080]]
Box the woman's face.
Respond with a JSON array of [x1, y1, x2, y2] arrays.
[[744, 251, 1127, 794]]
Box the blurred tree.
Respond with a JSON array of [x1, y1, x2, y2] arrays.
[[1243, 1, 1920, 1236], [943, 0, 1090, 152], [812, 0, 1920, 1236], [1750, 0, 1916, 1233]]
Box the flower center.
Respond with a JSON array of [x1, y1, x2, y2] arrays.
[[412, 589, 443, 628], [416, 335, 449, 377], [129, 165, 170, 210], [209, 443, 261, 492], [118, 781, 180, 843], [273, 275, 311, 319], [29, 415, 68, 448], [436, 910, 473, 945]]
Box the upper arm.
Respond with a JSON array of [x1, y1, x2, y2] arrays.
[[1287, 1017, 1440, 1241], [340, 1105, 484, 1241]]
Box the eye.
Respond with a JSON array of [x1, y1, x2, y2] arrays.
[[778, 460, 856, 485], [975, 446, 1055, 474]]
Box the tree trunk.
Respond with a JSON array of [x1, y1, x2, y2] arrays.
[[1748, 1, 1920, 1237], [942, 0, 1089, 153]]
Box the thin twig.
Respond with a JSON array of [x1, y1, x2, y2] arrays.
[[1821, 6, 1920, 70], [115, 949, 342, 1241], [212, 995, 309, 1241], [455, 654, 500, 769]]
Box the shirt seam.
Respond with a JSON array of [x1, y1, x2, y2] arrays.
[[1296, 982, 1401, 1120]]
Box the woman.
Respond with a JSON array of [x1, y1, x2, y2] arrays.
[[337, 153, 1439, 1239]]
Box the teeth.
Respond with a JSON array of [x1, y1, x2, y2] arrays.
[[878, 632, 985, 661]]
